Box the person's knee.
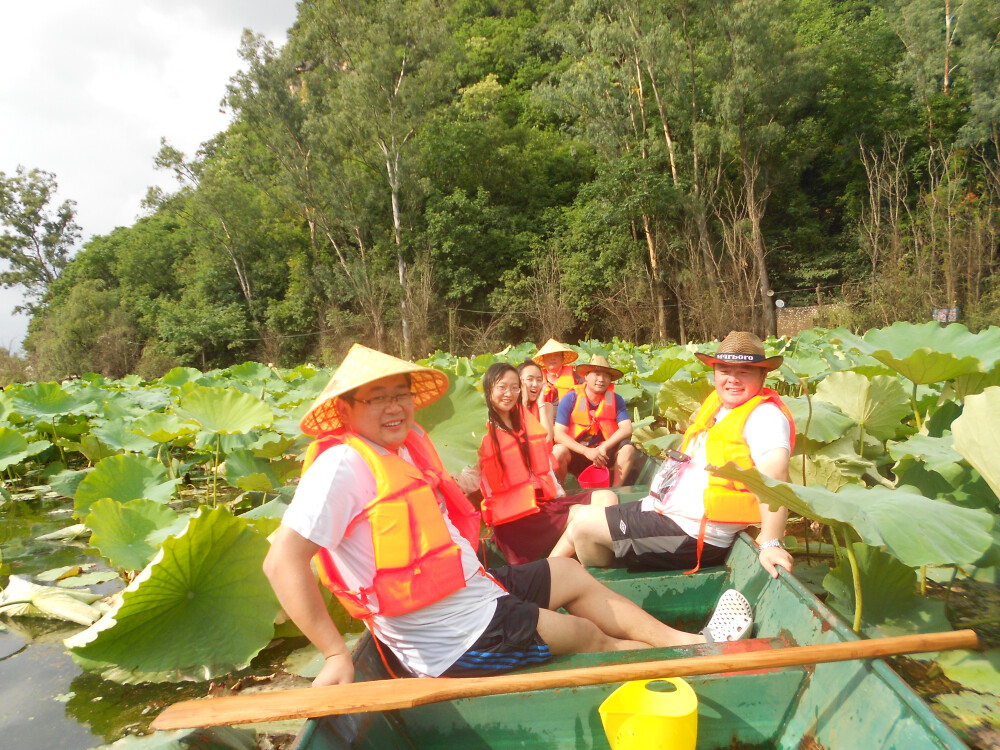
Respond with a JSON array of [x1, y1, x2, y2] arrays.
[[592, 489, 618, 507]]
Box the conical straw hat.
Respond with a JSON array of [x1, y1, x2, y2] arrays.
[[694, 331, 784, 371], [532, 338, 579, 367], [300, 344, 450, 435]]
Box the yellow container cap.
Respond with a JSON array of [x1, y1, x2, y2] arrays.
[[599, 678, 698, 750]]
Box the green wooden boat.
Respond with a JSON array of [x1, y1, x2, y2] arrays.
[[291, 533, 966, 749]]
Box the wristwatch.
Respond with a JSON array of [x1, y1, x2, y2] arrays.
[[758, 538, 785, 550]]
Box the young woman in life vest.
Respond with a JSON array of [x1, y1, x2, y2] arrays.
[[517, 359, 555, 443], [478, 363, 618, 564]]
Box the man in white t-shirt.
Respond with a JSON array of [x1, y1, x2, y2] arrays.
[[264, 344, 753, 688], [550, 331, 795, 578]]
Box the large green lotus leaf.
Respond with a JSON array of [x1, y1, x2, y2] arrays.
[[833, 322, 1000, 384], [655, 380, 714, 429], [250, 432, 297, 459], [926, 399, 962, 437], [35, 523, 90, 541], [130, 413, 200, 444], [935, 649, 1000, 696], [175, 387, 274, 435], [86, 498, 179, 571], [613, 380, 644, 406], [74, 454, 180, 517], [64, 506, 279, 683], [639, 355, 693, 383], [814, 371, 911, 441], [0, 575, 104, 625], [129, 388, 172, 413], [417, 372, 487, 475], [160, 366, 204, 387], [953, 387, 1000, 501], [227, 361, 280, 383], [783, 396, 855, 444], [221, 449, 279, 492], [0, 426, 51, 471], [711, 463, 995, 566], [790, 454, 868, 492], [73, 434, 120, 464], [935, 692, 1000, 729], [10, 382, 96, 419], [947, 366, 1000, 400], [887, 433, 962, 474], [91, 421, 158, 454], [896, 460, 999, 513], [822, 543, 918, 624]]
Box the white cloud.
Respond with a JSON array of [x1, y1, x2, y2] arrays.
[[0, 0, 298, 354]]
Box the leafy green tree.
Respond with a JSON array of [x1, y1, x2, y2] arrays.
[[0, 167, 79, 313]]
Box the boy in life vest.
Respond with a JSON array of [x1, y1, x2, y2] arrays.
[[552, 355, 636, 487], [550, 332, 795, 579], [264, 344, 756, 688]]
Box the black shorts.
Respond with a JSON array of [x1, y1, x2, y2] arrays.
[[442, 560, 553, 676], [605, 502, 730, 571]]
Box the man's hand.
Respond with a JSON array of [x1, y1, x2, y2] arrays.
[[313, 650, 355, 687], [758, 546, 793, 578], [588, 445, 608, 467]]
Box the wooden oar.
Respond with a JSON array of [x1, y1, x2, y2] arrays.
[[152, 629, 977, 730]]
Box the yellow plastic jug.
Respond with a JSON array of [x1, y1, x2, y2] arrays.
[[598, 678, 698, 750]]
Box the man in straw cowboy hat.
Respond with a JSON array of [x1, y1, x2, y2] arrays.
[[552, 354, 636, 487], [264, 344, 756, 687], [550, 332, 795, 581]]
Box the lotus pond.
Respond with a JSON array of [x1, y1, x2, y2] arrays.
[[1, 324, 1000, 748]]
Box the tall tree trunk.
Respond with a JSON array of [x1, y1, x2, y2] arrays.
[[642, 213, 668, 341], [739, 126, 776, 336]]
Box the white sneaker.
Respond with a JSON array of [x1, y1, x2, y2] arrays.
[[701, 589, 753, 642]]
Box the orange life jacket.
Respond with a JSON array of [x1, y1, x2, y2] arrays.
[[479, 408, 559, 526], [568, 384, 619, 442], [525, 399, 540, 421], [301, 426, 481, 619], [678, 387, 795, 572], [541, 365, 578, 402]]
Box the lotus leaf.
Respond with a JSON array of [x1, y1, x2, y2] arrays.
[[48, 468, 90, 499], [227, 361, 280, 382], [36, 564, 84, 582], [0, 426, 51, 471], [86, 498, 180, 571], [130, 413, 200, 444], [10, 382, 96, 419], [91, 421, 158, 453], [64, 506, 280, 683], [35, 523, 90, 541], [947, 367, 1000, 400], [895, 459, 999, 513], [814, 371, 911, 442], [612, 380, 643, 406], [888, 432, 963, 473], [74, 454, 180, 517], [935, 692, 1000, 729], [640, 355, 693, 382], [160, 367, 204, 387], [833, 322, 1000, 384], [128, 388, 172, 413], [934, 649, 1000, 696], [822, 543, 919, 624], [711, 463, 995, 567], [175, 387, 274, 434], [221, 449, 279, 491], [783, 397, 854, 445], [250, 432, 297, 458], [57, 570, 121, 588], [953, 387, 1000, 501], [417, 372, 487, 475], [73, 434, 120, 464], [655, 380, 714, 429], [0, 575, 104, 625]]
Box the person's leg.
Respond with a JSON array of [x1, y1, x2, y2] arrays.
[[548, 503, 616, 565], [611, 443, 636, 486], [542, 557, 703, 649], [551, 444, 571, 482]]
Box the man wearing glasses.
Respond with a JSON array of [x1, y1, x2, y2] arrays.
[[264, 344, 753, 688]]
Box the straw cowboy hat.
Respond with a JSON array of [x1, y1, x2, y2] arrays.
[[299, 344, 450, 435], [575, 354, 624, 381], [695, 331, 784, 371], [532, 338, 579, 367]]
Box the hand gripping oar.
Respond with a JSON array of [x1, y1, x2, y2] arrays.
[[152, 629, 978, 730]]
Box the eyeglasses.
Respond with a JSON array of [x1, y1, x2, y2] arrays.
[[492, 384, 521, 395], [354, 392, 415, 408]]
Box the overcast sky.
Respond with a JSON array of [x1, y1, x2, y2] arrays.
[[0, 0, 299, 353]]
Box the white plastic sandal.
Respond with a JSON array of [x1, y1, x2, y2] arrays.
[[701, 589, 753, 642]]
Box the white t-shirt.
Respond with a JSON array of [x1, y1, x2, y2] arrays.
[[281, 437, 504, 677], [641, 402, 791, 547]]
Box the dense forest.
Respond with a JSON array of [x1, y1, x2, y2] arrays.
[[2, 0, 999, 380]]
